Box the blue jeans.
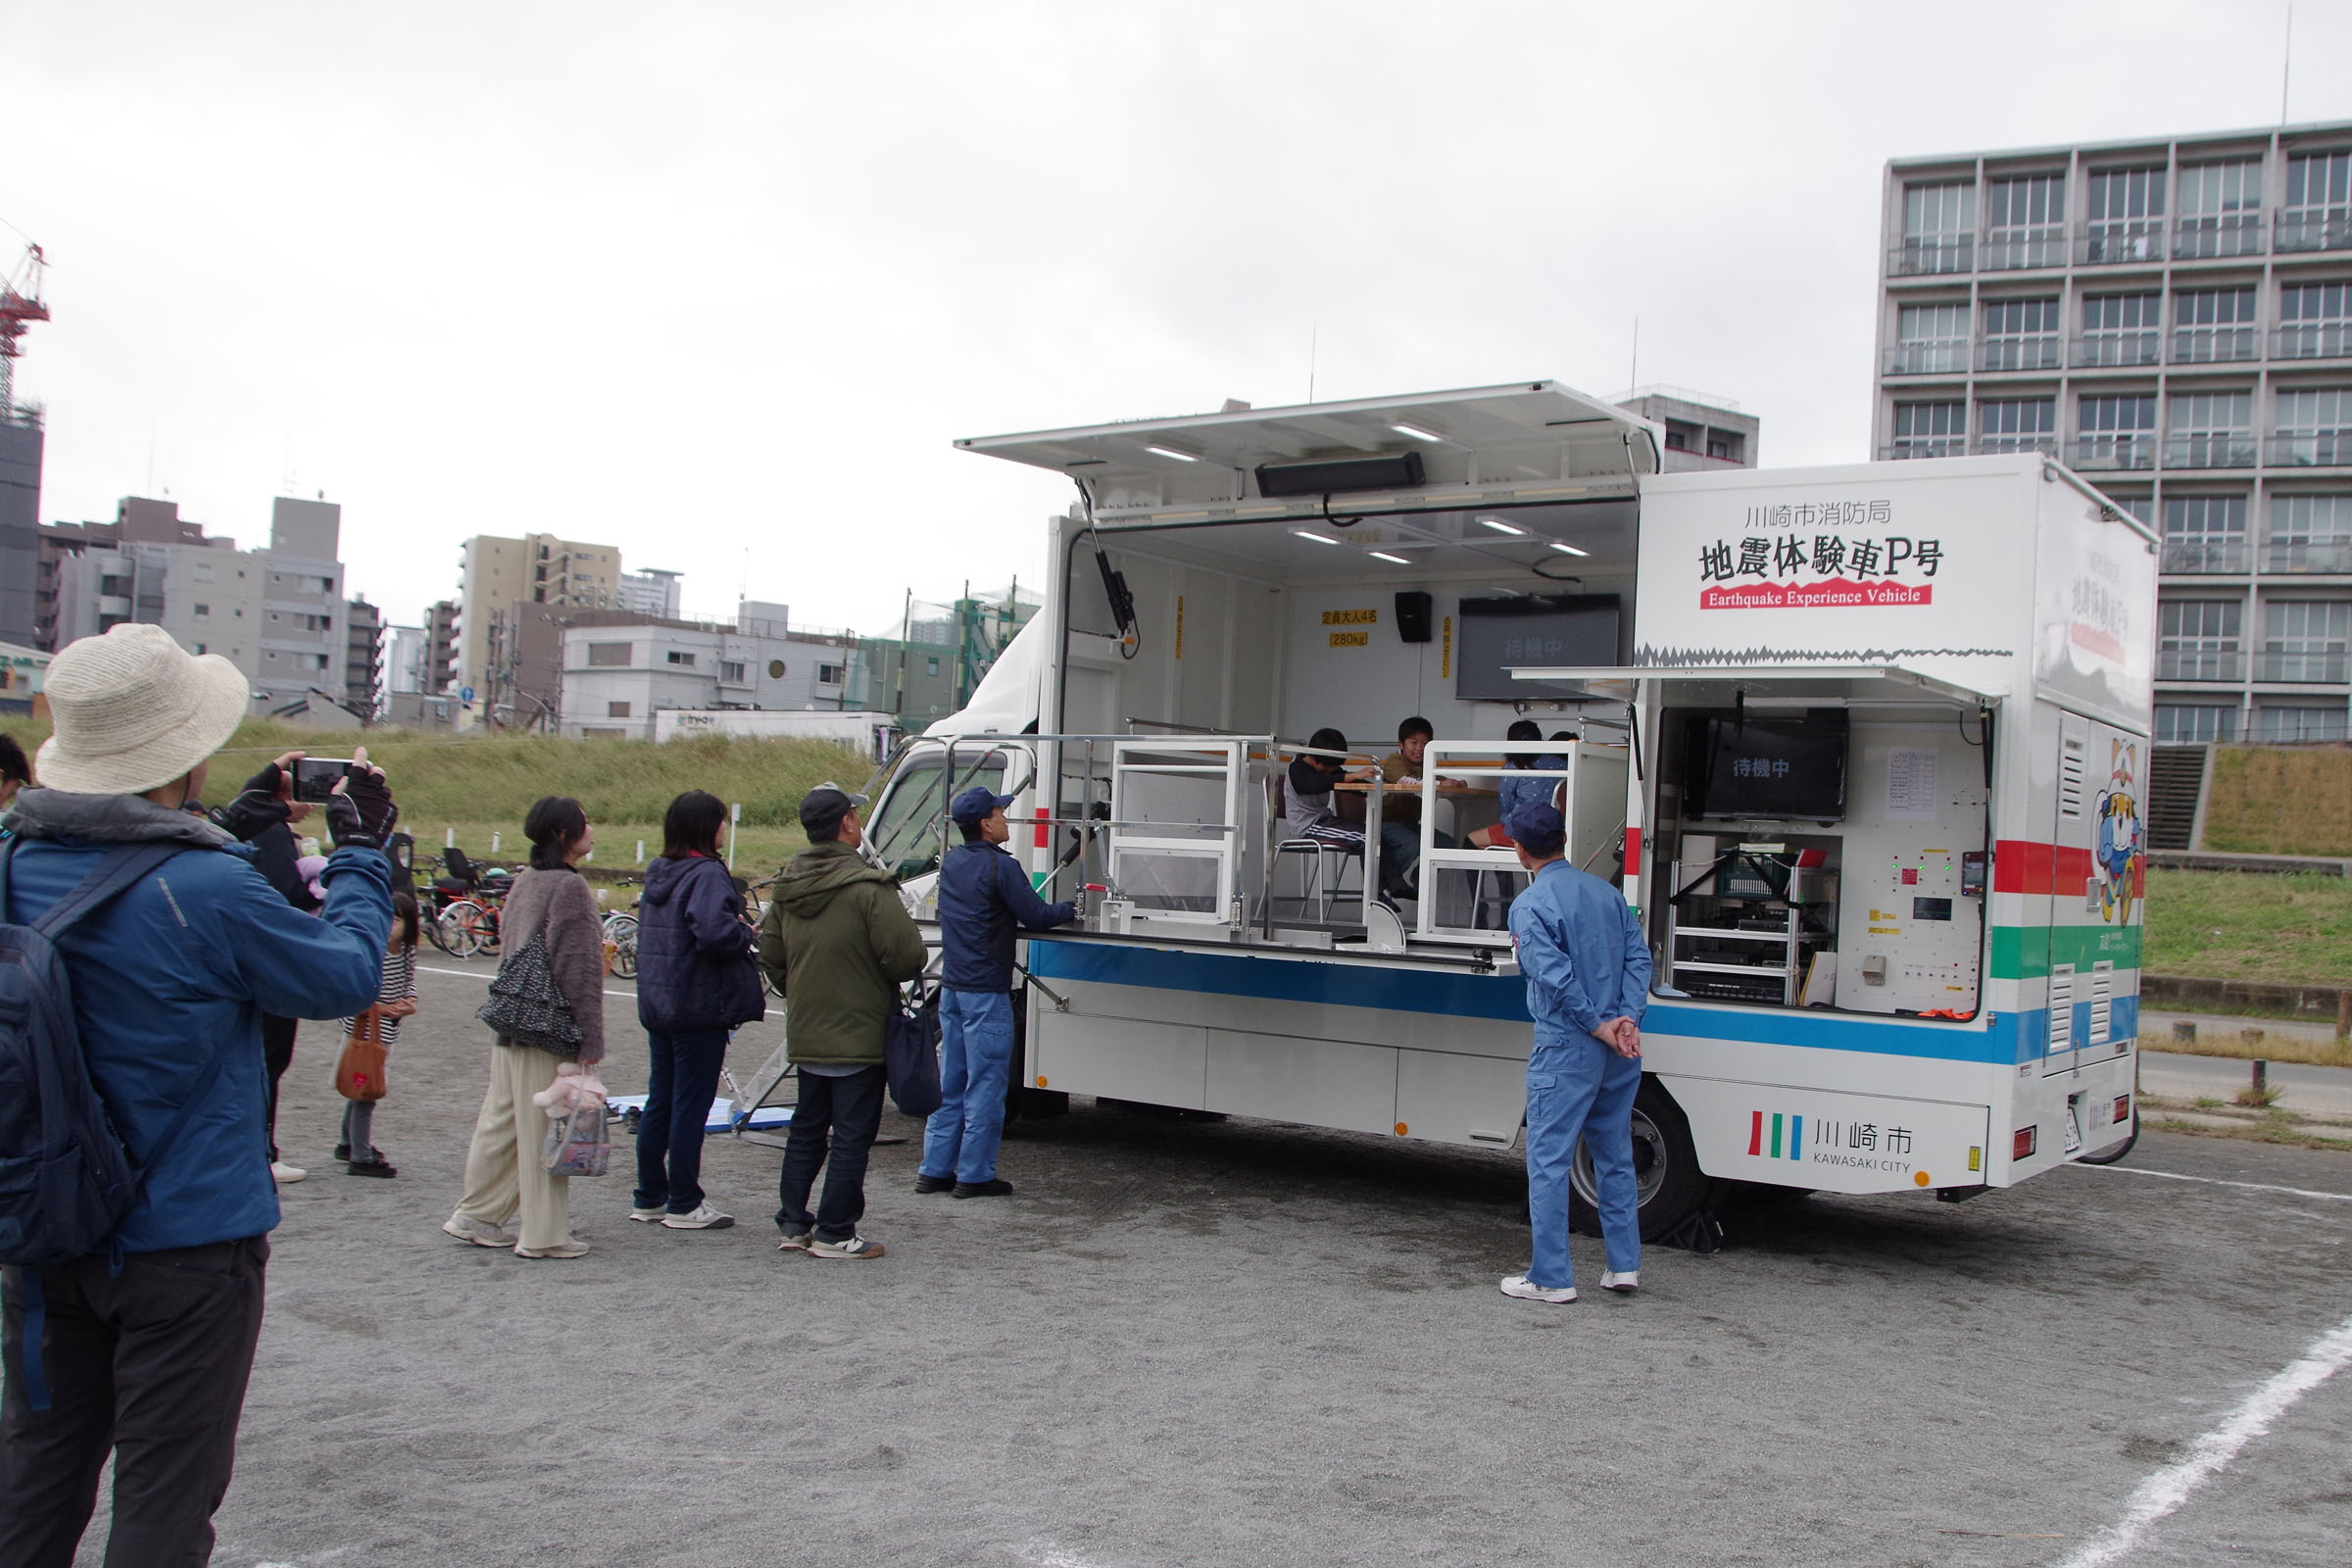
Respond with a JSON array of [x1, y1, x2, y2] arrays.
[[634, 1026, 730, 1214], [1377, 821, 1451, 896], [919, 989, 1014, 1184], [1524, 1032, 1642, 1289]]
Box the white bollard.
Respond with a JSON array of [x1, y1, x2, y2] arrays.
[[445, 826, 455, 849], [729, 802, 742, 871], [490, 832, 501, 855], [636, 840, 646, 864]]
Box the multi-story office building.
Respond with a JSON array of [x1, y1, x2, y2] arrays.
[[1613, 387, 1759, 472], [557, 603, 858, 739], [47, 496, 357, 715], [1873, 121, 2352, 744], [616, 567, 684, 617], [0, 408, 41, 648], [454, 532, 622, 703]]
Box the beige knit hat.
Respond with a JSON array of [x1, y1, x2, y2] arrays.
[[34, 623, 253, 796]]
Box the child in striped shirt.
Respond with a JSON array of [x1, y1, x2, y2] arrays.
[[338, 892, 419, 1177]]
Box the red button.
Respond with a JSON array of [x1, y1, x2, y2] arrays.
[[1901, 868, 1919, 885]]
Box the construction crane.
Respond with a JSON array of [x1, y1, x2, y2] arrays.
[[1, 241, 49, 417]]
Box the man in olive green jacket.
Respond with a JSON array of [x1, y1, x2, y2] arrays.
[[757, 785, 927, 1258]]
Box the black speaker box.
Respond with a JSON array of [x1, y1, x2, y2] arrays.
[[1395, 591, 1434, 644]]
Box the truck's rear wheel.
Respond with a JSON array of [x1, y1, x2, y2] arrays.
[[1569, 1078, 1716, 1242]]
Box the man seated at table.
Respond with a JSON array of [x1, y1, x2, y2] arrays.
[[1286, 727, 1412, 906]]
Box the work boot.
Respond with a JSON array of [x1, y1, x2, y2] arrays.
[[953, 1178, 1014, 1199]]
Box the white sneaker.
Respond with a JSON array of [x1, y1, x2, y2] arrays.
[[807, 1234, 886, 1259], [270, 1161, 307, 1184], [442, 1215, 515, 1249], [628, 1205, 667, 1223], [1600, 1270, 1641, 1294], [661, 1202, 734, 1230], [1500, 1274, 1577, 1303]]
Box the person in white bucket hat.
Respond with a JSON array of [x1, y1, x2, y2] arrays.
[[0, 622, 399, 1567]]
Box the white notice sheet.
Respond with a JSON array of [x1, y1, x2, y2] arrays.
[[1885, 748, 1940, 820]]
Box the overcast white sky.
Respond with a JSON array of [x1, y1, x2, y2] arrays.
[[10, 1, 2350, 635]]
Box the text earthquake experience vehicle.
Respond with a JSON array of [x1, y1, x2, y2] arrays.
[[857, 381, 2154, 1240]]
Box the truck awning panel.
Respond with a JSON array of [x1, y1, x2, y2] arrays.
[[956, 381, 1661, 523]]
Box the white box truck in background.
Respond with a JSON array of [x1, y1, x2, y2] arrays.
[[856, 382, 2155, 1242]]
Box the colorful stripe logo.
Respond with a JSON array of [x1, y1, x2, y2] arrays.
[[1748, 1110, 1803, 1161]]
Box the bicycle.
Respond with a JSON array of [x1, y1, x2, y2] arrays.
[[737, 872, 779, 927], [439, 893, 505, 959], [601, 878, 641, 979], [418, 850, 487, 957]]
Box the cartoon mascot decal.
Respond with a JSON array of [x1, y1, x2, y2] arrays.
[[2093, 740, 2144, 925]]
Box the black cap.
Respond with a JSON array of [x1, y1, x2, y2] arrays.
[[798, 783, 868, 835]]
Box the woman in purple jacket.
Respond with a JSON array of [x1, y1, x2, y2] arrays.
[[628, 790, 765, 1231]]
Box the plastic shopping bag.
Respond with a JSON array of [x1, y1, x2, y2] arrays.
[[541, 1102, 611, 1177]]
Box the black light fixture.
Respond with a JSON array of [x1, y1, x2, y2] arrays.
[[1254, 450, 1425, 499]]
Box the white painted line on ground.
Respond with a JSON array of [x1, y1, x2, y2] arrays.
[[2081, 1163, 2352, 1204], [2051, 1311, 2352, 1568], [418, 963, 780, 1017]]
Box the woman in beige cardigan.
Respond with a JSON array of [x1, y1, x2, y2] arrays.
[[443, 796, 609, 1257]]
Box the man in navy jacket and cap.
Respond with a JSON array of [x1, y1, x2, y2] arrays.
[[916, 787, 1076, 1199]]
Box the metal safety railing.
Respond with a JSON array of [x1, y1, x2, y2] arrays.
[[1412, 740, 1631, 947]]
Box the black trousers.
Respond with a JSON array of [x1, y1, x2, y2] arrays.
[[0, 1235, 270, 1568], [260, 1014, 298, 1164], [774, 1065, 886, 1243]]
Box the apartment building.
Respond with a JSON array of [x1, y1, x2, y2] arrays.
[[345, 594, 384, 718], [385, 624, 425, 695], [1873, 121, 2352, 744], [423, 600, 460, 694], [455, 532, 622, 701]]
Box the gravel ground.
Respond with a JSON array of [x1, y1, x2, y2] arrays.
[[62, 957, 2352, 1567]]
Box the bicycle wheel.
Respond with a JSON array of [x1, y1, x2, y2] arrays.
[[423, 900, 458, 956], [442, 900, 491, 959], [606, 914, 638, 979]]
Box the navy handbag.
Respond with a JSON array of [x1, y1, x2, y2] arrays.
[[882, 986, 943, 1118]]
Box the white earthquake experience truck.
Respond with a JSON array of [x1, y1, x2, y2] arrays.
[[857, 382, 2155, 1240]]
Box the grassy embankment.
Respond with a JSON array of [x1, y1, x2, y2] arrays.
[[2200, 745, 2352, 858], [0, 718, 871, 876]]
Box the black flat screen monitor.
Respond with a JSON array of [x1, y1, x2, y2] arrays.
[[1690, 710, 1848, 822], [1453, 595, 1621, 701]]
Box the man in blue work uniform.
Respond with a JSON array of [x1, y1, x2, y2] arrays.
[[1499, 801, 1648, 1303], [916, 787, 1077, 1199]]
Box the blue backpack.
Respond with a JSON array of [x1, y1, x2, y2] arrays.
[[0, 839, 220, 1410]]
